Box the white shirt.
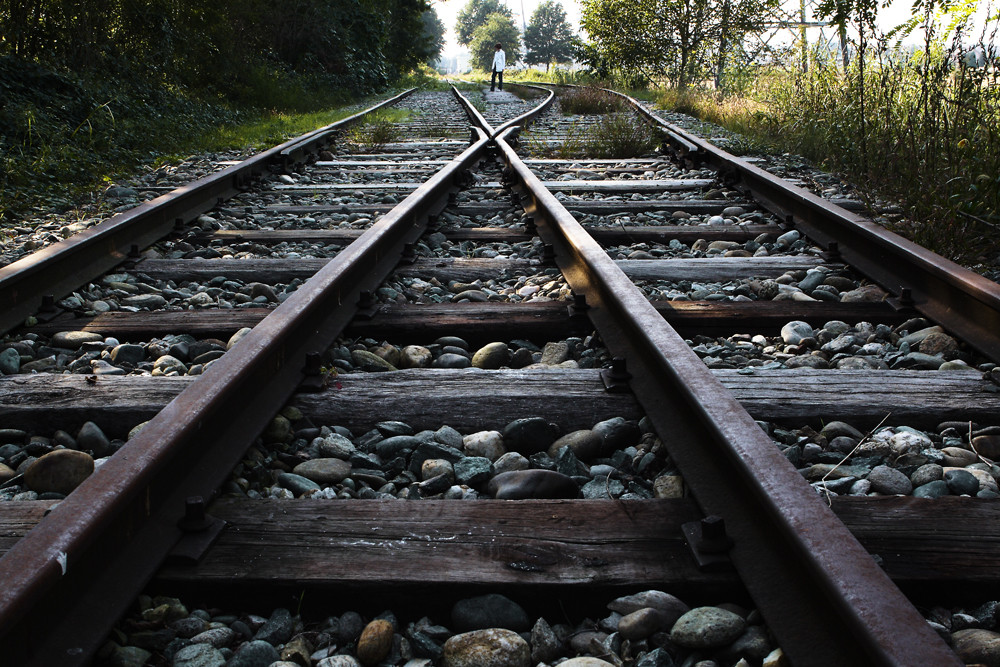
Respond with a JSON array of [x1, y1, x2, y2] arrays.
[[492, 49, 506, 72]]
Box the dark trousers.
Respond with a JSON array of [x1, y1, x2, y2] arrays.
[[491, 68, 503, 91]]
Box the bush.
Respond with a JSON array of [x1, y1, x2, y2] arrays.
[[559, 86, 624, 115]]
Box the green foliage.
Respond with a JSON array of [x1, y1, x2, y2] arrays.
[[559, 86, 625, 114], [509, 68, 595, 85], [584, 113, 659, 157], [421, 9, 448, 65], [469, 14, 522, 71], [345, 111, 405, 150], [655, 8, 1000, 262], [524, 1, 578, 70], [456, 0, 514, 46], [580, 0, 778, 87]]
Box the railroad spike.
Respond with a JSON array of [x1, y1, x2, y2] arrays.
[[600, 357, 632, 393]]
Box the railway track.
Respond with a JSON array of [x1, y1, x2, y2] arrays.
[[0, 83, 998, 666]]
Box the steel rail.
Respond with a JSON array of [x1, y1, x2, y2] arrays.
[[0, 89, 415, 337], [0, 121, 492, 665], [490, 83, 555, 138], [609, 89, 1000, 363], [492, 125, 960, 666]]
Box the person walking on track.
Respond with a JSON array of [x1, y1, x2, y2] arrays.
[[490, 43, 506, 92]]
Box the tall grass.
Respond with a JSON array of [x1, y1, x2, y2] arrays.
[[656, 15, 1000, 263], [559, 86, 626, 115]]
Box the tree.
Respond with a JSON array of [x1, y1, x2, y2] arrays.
[[524, 0, 577, 70], [469, 12, 522, 71], [420, 9, 447, 64], [456, 0, 513, 45], [580, 0, 776, 88]]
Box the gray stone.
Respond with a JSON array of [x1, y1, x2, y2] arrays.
[[153, 354, 187, 375], [608, 590, 689, 623], [618, 608, 671, 640], [634, 648, 675, 667], [592, 417, 640, 452], [442, 628, 530, 667], [293, 458, 351, 485], [952, 629, 1000, 667], [547, 429, 602, 460], [471, 342, 511, 369], [254, 608, 295, 644], [780, 321, 814, 345], [226, 639, 280, 667], [352, 349, 397, 371], [433, 353, 471, 369], [435, 425, 464, 448], [670, 607, 745, 649], [454, 457, 493, 485], [399, 345, 433, 369], [123, 294, 167, 309], [376, 435, 422, 458], [502, 417, 559, 454], [463, 431, 505, 460], [77, 421, 113, 457], [337, 611, 365, 643], [913, 480, 950, 498], [51, 331, 104, 349], [190, 627, 237, 648], [487, 470, 578, 499], [451, 594, 529, 632], [530, 617, 562, 663], [317, 657, 362, 667], [108, 645, 152, 667], [540, 341, 570, 365], [840, 285, 887, 302], [91, 359, 127, 375], [582, 477, 624, 498], [898, 325, 944, 347], [910, 463, 943, 487], [173, 643, 226, 667], [559, 659, 617, 667], [0, 348, 20, 374], [721, 625, 773, 662], [318, 433, 356, 459], [973, 435, 1000, 459], [24, 449, 94, 494], [227, 328, 252, 350], [867, 465, 913, 495], [492, 452, 529, 474], [110, 344, 146, 366], [276, 472, 321, 496], [945, 468, 981, 495], [421, 458, 455, 482]]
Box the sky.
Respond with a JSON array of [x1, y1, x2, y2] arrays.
[[431, 0, 993, 59]]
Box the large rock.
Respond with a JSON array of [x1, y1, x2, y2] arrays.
[[487, 470, 578, 499], [24, 449, 94, 495], [442, 629, 530, 667], [51, 331, 104, 350], [502, 417, 559, 454], [451, 594, 529, 632], [953, 629, 1000, 667], [292, 458, 351, 485], [670, 607, 745, 649]]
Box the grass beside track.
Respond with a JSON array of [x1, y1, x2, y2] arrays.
[[0, 60, 443, 229], [654, 64, 1000, 270]]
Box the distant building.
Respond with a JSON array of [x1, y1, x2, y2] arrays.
[[436, 53, 472, 74]]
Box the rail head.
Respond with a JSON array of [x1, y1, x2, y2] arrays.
[[608, 88, 1000, 362], [0, 89, 419, 338], [492, 124, 961, 667], [0, 129, 493, 666]]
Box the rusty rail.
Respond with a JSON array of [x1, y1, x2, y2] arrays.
[[492, 124, 960, 666], [0, 89, 415, 337], [0, 119, 491, 665], [611, 89, 1000, 363]]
